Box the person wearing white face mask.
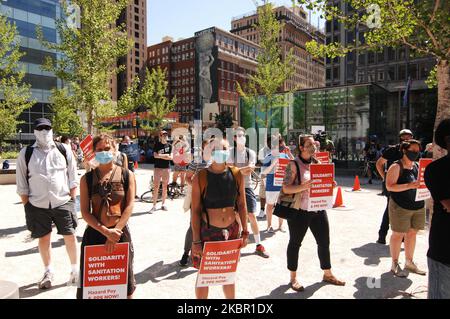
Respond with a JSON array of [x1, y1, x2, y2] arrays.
[[16, 118, 79, 289]]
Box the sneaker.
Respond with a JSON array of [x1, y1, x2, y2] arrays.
[[257, 210, 266, 218], [267, 227, 274, 233], [405, 261, 427, 276], [149, 206, 156, 214], [38, 271, 54, 289], [255, 244, 269, 258], [391, 262, 408, 278], [161, 205, 168, 211], [67, 271, 78, 286], [179, 254, 189, 267]]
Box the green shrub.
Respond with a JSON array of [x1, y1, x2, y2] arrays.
[[0, 151, 20, 159]]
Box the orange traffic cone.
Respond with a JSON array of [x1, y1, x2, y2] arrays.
[[134, 161, 138, 169], [333, 187, 344, 208], [352, 175, 361, 191]]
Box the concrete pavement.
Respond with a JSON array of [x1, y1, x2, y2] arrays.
[[0, 165, 429, 299]]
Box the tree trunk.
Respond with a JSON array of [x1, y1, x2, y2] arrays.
[[87, 106, 93, 135], [433, 59, 450, 159]]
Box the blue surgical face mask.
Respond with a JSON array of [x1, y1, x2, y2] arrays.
[[212, 150, 230, 164], [95, 151, 114, 164]]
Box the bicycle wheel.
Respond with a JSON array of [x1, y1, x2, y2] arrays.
[[140, 191, 153, 203], [251, 171, 260, 191]]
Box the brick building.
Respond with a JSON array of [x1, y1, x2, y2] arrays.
[[230, 5, 326, 91], [148, 27, 259, 125]]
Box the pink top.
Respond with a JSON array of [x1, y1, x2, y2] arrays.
[[295, 158, 311, 211]]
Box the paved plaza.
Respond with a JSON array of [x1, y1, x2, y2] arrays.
[[0, 165, 429, 299]]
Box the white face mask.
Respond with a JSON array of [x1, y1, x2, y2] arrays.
[[34, 129, 53, 146]]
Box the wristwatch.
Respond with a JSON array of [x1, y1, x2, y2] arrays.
[[241, 230, 250, 237]]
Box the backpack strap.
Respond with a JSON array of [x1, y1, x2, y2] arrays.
[[86, 170, 94, 200], [55, 142, 68, 166], [25, 146, 34, 184], [122, 167, 130, 199], [198, 169, 209, 227]]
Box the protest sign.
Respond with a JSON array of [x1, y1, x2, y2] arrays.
[[79, 135, 95, 162], [415, 158, 433, 201], [315, 152, 330, 164], [307, 164, 335, 211]]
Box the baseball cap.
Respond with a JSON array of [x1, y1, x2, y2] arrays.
[[34, 118, 52, 128], [160, 130, 168, 136], [399, 129, 413, 137]]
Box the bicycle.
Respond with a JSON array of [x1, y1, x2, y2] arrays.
[[357, 159, 381, 183], [250, 169, 262, 191], [140, 176, 184, 203]]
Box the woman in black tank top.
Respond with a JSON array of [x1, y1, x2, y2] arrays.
[[190, 138, 248, 299], [386, 139, 426, 277]]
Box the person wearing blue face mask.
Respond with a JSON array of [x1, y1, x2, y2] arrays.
[[386, 139, 426, 277], [77, 134, 136, 299], [191, 138, 249, 299]]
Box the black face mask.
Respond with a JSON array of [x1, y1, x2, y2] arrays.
[[405, 150, 419, 161]]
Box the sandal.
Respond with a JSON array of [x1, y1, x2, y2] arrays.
[[290, 280, 305, 292], [323, 274, 346, 286]]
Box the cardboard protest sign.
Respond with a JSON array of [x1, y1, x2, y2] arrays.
[[315, 151, 330, 164], [196, 239, 241, 288], [273, 156, 290, 187], [307, 163, 335, 211], [79, 135, 95, 162], [415, 158, 433, 201], [83, 243, 129, 299], [119, 143, 139, 162]]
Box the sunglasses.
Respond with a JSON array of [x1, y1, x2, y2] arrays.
[[35, 126, 51, 131]]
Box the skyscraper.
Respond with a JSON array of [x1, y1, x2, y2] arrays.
[[1, 0, 62, 141], [231, 5, 326, 91]]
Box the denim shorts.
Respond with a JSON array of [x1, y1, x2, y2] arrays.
[[245, 188, 257, 214]]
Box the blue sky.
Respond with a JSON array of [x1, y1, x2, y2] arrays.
[[147, 0, 324, 46]]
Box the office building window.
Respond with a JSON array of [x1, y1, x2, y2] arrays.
[[377, 50, 384, 63], [368, 52, 375, 64], [398, 65, 406, 80], [134, 16, 139, 22], [408, 64, 418, 80], [388, 47, 396, 61], [419, 64, 430, 79], [388, 66, 396, 81]]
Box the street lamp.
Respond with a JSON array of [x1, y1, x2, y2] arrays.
[[18, 129, 22, 150]]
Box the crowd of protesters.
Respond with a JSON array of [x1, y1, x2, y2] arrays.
[[15, 117, 450, 299]]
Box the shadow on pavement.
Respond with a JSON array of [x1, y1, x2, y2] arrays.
[[351, 242, 393, 266], [0, 225, 27, 238], [131, 211, 151, 217], [256, 282, 327, 299], [353, 272, 414, 299], [135, 261, 197, 284], [5, 236, 83, 258], [19, 282, 68, 299]]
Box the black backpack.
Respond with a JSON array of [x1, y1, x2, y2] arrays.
[[25, 142, 68, 184]]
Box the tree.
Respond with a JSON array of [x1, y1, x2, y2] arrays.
[[38, 0, 133, 134], [237, 1, 295, 130], [0, 10, 34, 151], [215, 111, 234, 134], [49, 88, 83, 137], [296, 0, 450, 157], [123, 67, 177, 133]]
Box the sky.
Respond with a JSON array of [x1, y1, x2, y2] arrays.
[[147, 0, 324, 46]]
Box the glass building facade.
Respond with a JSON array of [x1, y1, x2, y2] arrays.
[[240, 83, 436, 166], [1, 0, 62, 141]]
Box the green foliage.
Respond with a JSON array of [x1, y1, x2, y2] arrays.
[[137, 67, 177, 132], [237, 2, 295, 128], [296, 0, 449, 61], [0, 151, 19, 159], [0, 9, 34, 148], [425, 65, 438, 88], [49, 88, 84, 137], [215, 111, 234, 134], [38, 0, 133, 134]]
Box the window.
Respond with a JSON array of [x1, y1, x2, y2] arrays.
[[398, 48, 406, 60], [388, 47, 396, 61], [377, 50, 384, 63], [333, 67, 339, 80], [358, 53, 366, 66], [134, 7, 139, 14], [368, 52, 375, 64], [378, 71, 384, 81], [398, 65, 406, 80], [387, 66, 395, 80], [419, 64, 430, 79], [134, 16, 139, 22], [408, 64, 418, 80], [135, 43, 139, 49], [134, 0, 139, 5], [135, 32, 139, 38]]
